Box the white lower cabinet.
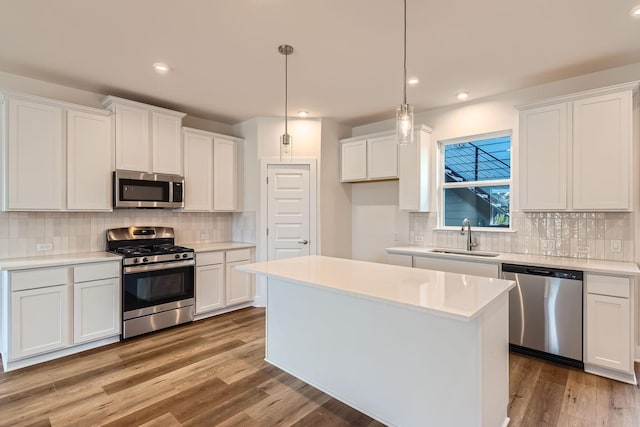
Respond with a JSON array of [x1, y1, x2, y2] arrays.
[[73, 278, 120, 345], [1, 260, 121, 372], [584, 273, 635, 384], [11, 284, 69, 360], [195, 261, 225, 314], [194, 247, 255, 318], [226, 259, 253, 306]]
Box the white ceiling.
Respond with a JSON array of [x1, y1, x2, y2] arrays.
[[1, 0, 639, 126]]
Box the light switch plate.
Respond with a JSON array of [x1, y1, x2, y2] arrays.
[[36, 243, 53, 252], [611, 240, 622, 253]]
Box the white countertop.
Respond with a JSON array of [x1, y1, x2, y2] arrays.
[[386, 246, 640, 276], [238, 255, 515, 321], [0, 251, 122, 271], [184, 242, 255, 252]]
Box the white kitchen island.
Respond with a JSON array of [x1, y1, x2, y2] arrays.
[[238, 256, 515, 427]]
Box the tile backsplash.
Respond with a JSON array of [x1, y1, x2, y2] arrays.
[[410, 211, 634, 262], [0, 210, 233, 259]]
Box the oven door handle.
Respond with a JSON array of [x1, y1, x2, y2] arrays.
[[124, 260, 195, 274]]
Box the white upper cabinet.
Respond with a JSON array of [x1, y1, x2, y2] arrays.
[[519, 103, 569, 210], [399, 125, 432, 212], [103, 96, 185, 174], [2, 92, 114, 212], [340, 131, 398, 182], [152, 111, 183, 175], [182, 127, 242, 212], [112, 102, 150, 172], [572, 92, 632, 210], [67, 109, 113, 211], [183, 128, 214, 212], [518, 82, 637, 211], [367, 135, 397, 179], [2, 95, 64, 211], [213, 136, 239, 211], [340, 139, 367, 181]]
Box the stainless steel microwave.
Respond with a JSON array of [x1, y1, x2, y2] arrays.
[[113, 170, 184, 208]]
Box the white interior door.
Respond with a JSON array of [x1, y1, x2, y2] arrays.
[[267, 165, 311, 260]]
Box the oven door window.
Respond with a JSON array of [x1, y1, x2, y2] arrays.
[[123, 265, 194, 312]]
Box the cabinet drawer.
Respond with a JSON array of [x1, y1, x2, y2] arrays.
[[11, 267, 69, 291], [74, 262, 120, 283], [226, 248, 251, 263], [197, 251, 224, 266], [586, 274, 630, 298]]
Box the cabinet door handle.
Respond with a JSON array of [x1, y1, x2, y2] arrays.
[[298, 240, 309, 245]]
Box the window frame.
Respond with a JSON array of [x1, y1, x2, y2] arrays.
[[437, 129, 513, 231]]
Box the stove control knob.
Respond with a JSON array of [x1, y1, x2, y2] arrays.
[[142, 257, 149, 263], [133, 258, 139, 264], [175, 254, 180, 259], [182, 253, 189, 259]]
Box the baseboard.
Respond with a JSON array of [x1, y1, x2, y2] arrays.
[[3, 335, 120, 372], [193, 302, 254, 321], [585, 363, 637, 385]]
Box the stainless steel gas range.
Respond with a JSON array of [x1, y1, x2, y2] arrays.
[[106, 226, 195, 339]]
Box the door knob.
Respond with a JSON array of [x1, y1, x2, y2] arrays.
[[298, 239, 309, 245]]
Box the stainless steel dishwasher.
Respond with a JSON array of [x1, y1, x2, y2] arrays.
[[502, 263, 583, 368]]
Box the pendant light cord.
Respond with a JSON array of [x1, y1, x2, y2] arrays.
[[403, 0, 407, 105], [284, 50, 288, 135]]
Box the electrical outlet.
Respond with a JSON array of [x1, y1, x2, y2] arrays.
[[200, 232, 210, 240], [611, 240, 622, 253], [541, 239, 555, 251], [36, 243, 53, 252], [576, 245, 590, 254]]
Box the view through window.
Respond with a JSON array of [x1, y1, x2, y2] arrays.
[[441, 131, 511, 228]]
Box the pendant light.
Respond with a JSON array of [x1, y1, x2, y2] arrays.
[[396, 0, 414, 145], [279, 44, 294, 161]]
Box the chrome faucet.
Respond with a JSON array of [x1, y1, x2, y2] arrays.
[[460, 218, 478, 251]]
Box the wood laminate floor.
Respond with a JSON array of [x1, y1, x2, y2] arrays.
[[0, 307, 639, 426]]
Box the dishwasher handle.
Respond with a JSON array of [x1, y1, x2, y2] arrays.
[[502, 263, 583, 280], [526, 268, 553, 276]]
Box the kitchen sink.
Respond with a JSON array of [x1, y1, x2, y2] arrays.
[[428, 248, 501, 258]]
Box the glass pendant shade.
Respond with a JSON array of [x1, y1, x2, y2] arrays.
[[396, 103, 414, 145], [280, 133, 292, 161]]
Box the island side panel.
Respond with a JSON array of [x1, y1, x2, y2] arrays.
[[265, 277, 495, 427], [480, 292, 509, 427]]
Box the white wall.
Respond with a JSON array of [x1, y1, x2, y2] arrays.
[[350, 61, 640, 262], [351, 181, 409, 263], [320, 119, 352, 259]]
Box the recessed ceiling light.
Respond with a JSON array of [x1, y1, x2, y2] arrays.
[[297, 111, 309, 117], [456, 92, 469, 100], [408, 78, 419, 85], [153, 62, 170, 74], [631, 5, 640, 17]]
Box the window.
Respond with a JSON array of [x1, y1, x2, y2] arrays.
[[440, 131, 511, 228]]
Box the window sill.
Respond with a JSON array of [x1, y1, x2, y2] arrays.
[[433, 227, 516, 234]]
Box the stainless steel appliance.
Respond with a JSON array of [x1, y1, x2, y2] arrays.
[[107, 226, 194, 339], [502, 263, 583, 367], [113, 170, 184, 209]]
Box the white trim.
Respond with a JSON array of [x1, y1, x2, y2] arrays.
[[442, 179, 511, 189], [516, 81, 640, 111], [256, 157, 318, 307]]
